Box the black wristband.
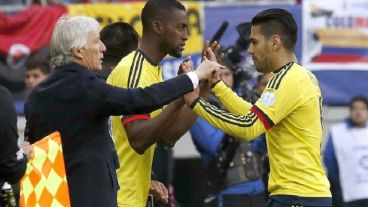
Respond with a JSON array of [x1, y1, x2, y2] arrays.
[[211, 80, 221, 88], [189, 97, 201, 109]]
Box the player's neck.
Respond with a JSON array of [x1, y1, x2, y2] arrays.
[[272, 52, 297, 72], [140, 37, 167, 65]]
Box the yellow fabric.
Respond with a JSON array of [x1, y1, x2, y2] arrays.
[[19, 132, 70, 207], [193, 97, 266, 141], [211, 81, 252, 115], [193, 63, 331, 197], [107, 50, 163, 207]]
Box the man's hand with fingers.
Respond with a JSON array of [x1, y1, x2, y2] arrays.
[[195, 58, 224, 80], [149, 180, 169, 204], [17, 141, 33, 160], [178, 56, 193, 75], [202, 40, 225, 63], [208, 69, 221, 87], [203, 47, 226, 87]]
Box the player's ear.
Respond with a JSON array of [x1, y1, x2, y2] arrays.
[[71, 48, 84, 60], [270, 34, 281, 50], [152, 21, 164, 35]]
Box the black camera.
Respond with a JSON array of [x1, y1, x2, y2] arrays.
[[224, 22, 252, 64], [221, 22, 258, 102], [222, 22, 251, 75]]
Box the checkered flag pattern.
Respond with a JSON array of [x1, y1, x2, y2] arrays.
[[20, 132, 71, 207]]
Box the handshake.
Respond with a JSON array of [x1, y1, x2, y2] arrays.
[[194, 58, 224, 81], [180, 48, 224, 80], [180, 42, 225, 105]]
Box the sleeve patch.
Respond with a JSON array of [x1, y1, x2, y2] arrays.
[[260, 91, 276, 107]]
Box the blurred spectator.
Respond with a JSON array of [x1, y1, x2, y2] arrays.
[[99, 22, 138, 80], [25, 58, 50, 91], [190, 70, 269, 207], [324, 96, 368, 207]]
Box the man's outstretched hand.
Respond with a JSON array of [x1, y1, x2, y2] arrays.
[[196, 48, 226, 81], [202, 40, 225, 63]]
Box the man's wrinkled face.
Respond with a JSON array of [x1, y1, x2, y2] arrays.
[[80, 32, 106, 71]]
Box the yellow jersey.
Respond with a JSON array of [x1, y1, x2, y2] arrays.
[[107, 49, 163, 207], [191, 62, 331, 197]]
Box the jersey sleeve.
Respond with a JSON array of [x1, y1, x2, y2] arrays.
[[107, 55, 154, 125], [254, 70, 301, 126], [211, 81, 252, 115], [106, 61, 148, 123], [190, 97, 267, 142]]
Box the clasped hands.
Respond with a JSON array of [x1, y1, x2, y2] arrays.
[[179, 41, 225, 105]]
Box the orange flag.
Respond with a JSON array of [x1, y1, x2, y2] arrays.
[[20, 132, 71, 207]]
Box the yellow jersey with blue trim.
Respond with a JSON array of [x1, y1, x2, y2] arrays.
[[191, 62, 331, 197], [107, 49, 163, 207]]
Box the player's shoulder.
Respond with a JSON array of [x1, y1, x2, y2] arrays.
[[290, 63, 320, 88], [290, 63, 311, 77], [266, 62, 295, 90], [268, 62, 315, 90], [114, 51, 139, 72], [107, 51, 139, 85]]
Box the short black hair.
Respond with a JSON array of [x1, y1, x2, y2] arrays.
[[100, 22, 139, 66], [141, 0, 186, 33], [25, 58, 51, 75], [350, 96, 368, 110], [251, 8, 297, 51]]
